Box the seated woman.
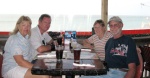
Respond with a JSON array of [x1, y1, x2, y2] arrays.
[[83, 19, 112, 60], [2, 16, 51, 78]]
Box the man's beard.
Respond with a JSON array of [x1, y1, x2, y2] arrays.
[[110, 28, 122, 36]]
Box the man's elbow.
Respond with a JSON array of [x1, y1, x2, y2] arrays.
[[37, 48, 43, 53], [37, 45, 50, 53]]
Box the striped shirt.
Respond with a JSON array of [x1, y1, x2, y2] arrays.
[[88, 31, 112, 58]]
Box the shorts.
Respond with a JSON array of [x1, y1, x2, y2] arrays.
[[3, 66, 28, 78], [80, 68, 126, 78]]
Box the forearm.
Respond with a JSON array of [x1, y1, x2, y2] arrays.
[[37, 45, 51, 53], [83, 40, 93, 49], [18, 60, 33, 68], [84, 44, 93, 49], [124, 69, 135, 78], [124, 63, 136, 78]]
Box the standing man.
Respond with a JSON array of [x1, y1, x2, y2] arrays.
[[30, 14, 54, 57]]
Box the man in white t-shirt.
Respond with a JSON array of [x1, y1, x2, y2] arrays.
[[30, 14, 54, 57]]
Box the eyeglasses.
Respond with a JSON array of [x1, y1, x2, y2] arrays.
[[108, 24, 120, 28]]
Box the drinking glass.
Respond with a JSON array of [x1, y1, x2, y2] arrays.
[[57, 35, 62, 45], [55, 45, 64, 62], [73, 44, 81, 63]]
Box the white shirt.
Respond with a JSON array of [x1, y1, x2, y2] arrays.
[[30, 26, 52, 57], [2, 32, 33, 76]]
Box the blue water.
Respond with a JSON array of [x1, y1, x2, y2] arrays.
[[0, 14, 150, 32]]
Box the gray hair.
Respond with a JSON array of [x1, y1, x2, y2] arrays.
[[108, 16, 123, 24]]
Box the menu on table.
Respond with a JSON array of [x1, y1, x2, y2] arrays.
[[64, 31, 76, 44]]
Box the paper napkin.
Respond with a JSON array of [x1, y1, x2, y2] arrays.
[[73, 63, 95, 67]]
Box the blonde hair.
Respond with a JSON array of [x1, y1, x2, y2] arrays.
[[10, 16, 32, 36]]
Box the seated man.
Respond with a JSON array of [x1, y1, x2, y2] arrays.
[[80, 16, 139, 78], [30, 14, 55, 57]]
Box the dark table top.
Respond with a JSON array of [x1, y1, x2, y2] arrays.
[[31, 59, 107, 76]]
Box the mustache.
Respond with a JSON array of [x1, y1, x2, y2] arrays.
[[110, 28, 122, 35]]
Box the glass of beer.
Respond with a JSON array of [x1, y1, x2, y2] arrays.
[[55, 45, 64, 62], [73, 44, 81, 63]]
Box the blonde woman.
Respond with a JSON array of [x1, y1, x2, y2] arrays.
[[2, 16, 51, 78]]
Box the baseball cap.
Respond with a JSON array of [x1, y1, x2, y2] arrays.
[[108, 16, 123, 24]]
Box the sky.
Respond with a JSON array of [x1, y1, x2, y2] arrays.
[[0, 0, 150, 32], [0, 0, 150, 16], [108, 0, 150, 16]]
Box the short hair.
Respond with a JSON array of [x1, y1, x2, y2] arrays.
[[10, 16, 32, 36], [108, 16, 123, 24], [39, 14, 51, 21], [93, 19, 105, 27]]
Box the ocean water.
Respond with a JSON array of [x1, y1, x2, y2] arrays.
[[0, 14, 150, 32]]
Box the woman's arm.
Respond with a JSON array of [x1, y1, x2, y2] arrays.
[[14, 55, 33, 68], [83, 39, 93, 49]]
